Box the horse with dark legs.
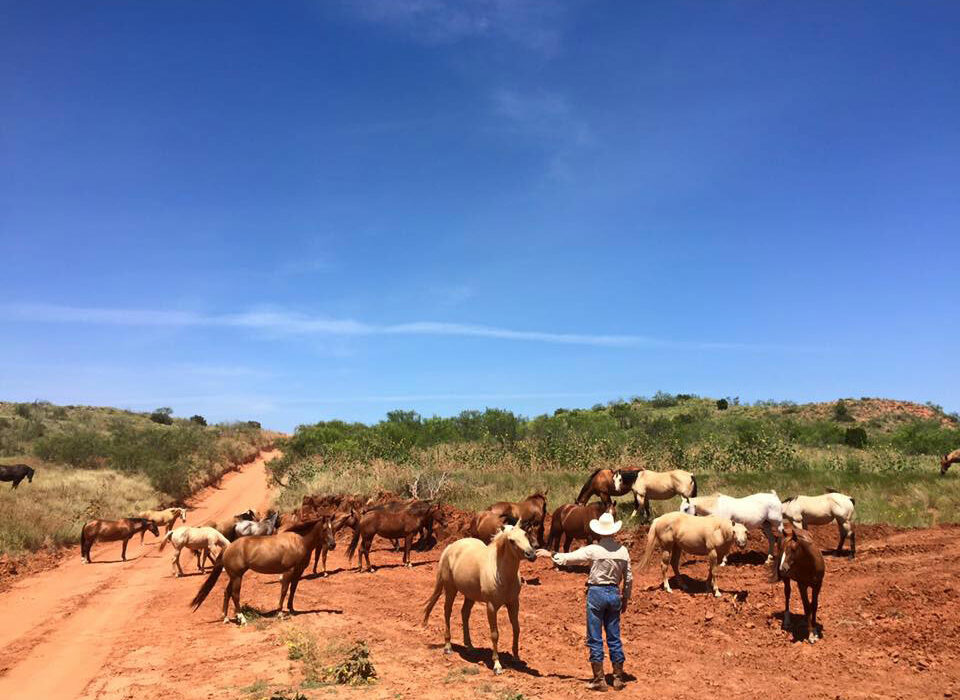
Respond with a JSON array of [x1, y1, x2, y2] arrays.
[[777, 524, 826, 643], [941, 449, 960, 476], [487, 492, 548, 549], [576, 469, 628, 509], [310, 512, 352, 576], [548, 501, 616, 553], [190, 516, 337, 625], [80, 518, 159, 563], [0, 464, 34, 489], [346, 502, 443, 571]]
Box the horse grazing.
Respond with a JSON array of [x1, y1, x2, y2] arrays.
[[638, 511, 747, 597], [681, 492, 783, 564], [138, 507, 187, 543], [778, 525, 825, 643], [0, 464, 34, 489], [487, 492, 548, 548], [781, 490, 856, 557], [941, 449, 960, 476], [80, 518, 159, 563], [380, 499, 442, 551], [422, 525, 537, 675], [346, 501, 442, 571], [190, 516, 337, 625], [547, 501, 615, 553], [159, 525, 231, 576], [234, 510, 280, 538]]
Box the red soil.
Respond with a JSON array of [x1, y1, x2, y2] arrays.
[[0, 456, 958, 699]]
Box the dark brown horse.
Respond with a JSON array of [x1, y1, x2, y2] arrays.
[[190, 516, 336, 624], [469, 510, 540, 546], [575, 468, 629, 507], [487, 492, 548, 547], [0, 464, 34, 489], [346, 501, 442, 571], [777, 525, 825, 643], [941, 449, 960, 476], [547, 501, 616, 552], [80, 518, 159, 563]]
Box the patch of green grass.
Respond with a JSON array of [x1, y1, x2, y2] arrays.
[[322, 640, 377, 686], [444, 666, 481, 683], [240, 679, 269, 695], [280, 626, 323, 684]]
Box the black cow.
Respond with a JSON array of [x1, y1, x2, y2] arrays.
[[0, 464, 35, 489]]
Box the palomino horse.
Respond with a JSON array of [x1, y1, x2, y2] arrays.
[[159, 526, 231, 576], [487, 492, 548, 548], [778, 525, 825, 643], [941, 449, 960, 476], [576, 468, 697, 520], [681, 492, 783, 564], [346, 501, 442, 571], [190, 516, 337, 625], [547, 501, 615, 553], [138, 507, 187, 543], [638, 511, 747, 597], [422, 525, 537, 675], [234, 511, 280, 538], [781, 490, 856, 557], [0, 464, 34, 489], [81, 518, 159, 563]]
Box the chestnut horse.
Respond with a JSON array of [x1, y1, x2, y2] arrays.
[[346, 501, 442, 571], [190, 516, 337, 625], [941, 449, 960, 476], [422, 525, 537, 675], [81, 518, 159, 563], [547, 501, 615, 553], [487, 492, 548, 548], [777, 525, 825, 643]]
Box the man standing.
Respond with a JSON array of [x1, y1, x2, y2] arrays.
[[537, 511, 632, 692]]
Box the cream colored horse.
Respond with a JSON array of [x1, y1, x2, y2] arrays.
[[159, 526, 230, 577], [639, 511, 747, 597], [680, 492, 783, 564], [626, 469, 697, 521], [139, 507, 187, 543], [781, 490, 856, 557], [422, 525, 536, 675]]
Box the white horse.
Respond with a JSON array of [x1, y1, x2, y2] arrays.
[[159, 526, 231, 577], [234, 511, 279, 538], [680, 492, 783, 564], [422, 525, 536, 675], [781, 490, 856, 557]]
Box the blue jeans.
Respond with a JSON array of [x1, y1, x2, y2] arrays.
[[586, 585, 625, 664]]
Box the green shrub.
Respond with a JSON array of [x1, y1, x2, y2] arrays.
[[716, 398, 729, 411], [650, 391, 679, 408], [833, 400, 854, 422], [189, 414, 207, 426], [323, 641, 376, 686], [150, 407, 174, 425], [844, 427, 868, 449]]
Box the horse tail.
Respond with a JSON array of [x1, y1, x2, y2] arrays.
[[345, 527, 361, 562], [190, 557, 224, 610], [158, 530, 174, 552], [575, 468, 603, 504], [421, 553, 446, 627], [637, 519, 658, 570], [689, 474, 697, 498]]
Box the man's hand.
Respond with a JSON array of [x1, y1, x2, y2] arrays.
[[535, 548, 553, 558], [620, 598, 629, 613]]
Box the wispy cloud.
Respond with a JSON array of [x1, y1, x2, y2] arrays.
[[343, 0, 566, 55], [0, 302, 806, 351]]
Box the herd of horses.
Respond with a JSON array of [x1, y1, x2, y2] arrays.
[[59, 464, 860, 680]]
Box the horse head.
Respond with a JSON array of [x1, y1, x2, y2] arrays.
[[497, 525, 536, 562], [144, 519, 160, 537], [731, 522, 748, 549], [612, 470, 623, 493], [323, 516, 337, 551], [178, 507, 187, 523], [26, 467, 35, 482], [942, 454, 952, 476], [679, 497, 695, 515], [517, 518, 539, 548]]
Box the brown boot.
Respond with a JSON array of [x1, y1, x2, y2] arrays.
[[587, 662, 607, 692], [612, 662, 625, 691]]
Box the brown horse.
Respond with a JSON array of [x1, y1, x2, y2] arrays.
[[80, 518, 159, 563], [575, 468, 628, 508], [547, 501, 615, 552], [190, 516, 337, 624], [941, 449, 960, 476], [346, 501, 442, 571], [310, 512, 352, 576], [487, 492, 548, 547], [777, 525, 825, 643]]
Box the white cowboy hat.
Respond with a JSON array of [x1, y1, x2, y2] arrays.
[[589, 512, 622, 537]]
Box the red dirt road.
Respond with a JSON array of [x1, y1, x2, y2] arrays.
[[1, 458, 959, 699]]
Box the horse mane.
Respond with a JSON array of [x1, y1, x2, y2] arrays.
[[782, 495, 797, 503], [576, 468, 606, 503], [285, 516, 328, 535]]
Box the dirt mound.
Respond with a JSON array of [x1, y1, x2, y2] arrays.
[[794, 398, 958, 429]]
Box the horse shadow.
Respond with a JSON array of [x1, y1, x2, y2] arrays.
[[85, 556, 144, 565], [660, 575, 747, 598], [772, 611, 824, 643], [723, 551, 770, 567], [430, 644, 544, 677]]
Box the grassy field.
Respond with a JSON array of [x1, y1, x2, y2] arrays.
[[0, 401, 274, 555], [271, 395, 960, 529]]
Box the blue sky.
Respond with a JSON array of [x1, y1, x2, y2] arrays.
[[1, 1, 958, 430]]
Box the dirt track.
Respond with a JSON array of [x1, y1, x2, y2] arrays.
[[1, 455, 959, 699]]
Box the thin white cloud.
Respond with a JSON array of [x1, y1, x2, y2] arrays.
[[0, 302, 806, 352]]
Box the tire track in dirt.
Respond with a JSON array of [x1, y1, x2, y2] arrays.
[[0, 450, 279, 699]]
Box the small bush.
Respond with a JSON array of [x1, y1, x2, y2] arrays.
[[323, 641, 377, 686], [14, 403, 32, 419], [650, 391, 679, 408], [150, 407, 174, 425], [833, 400, 854, 422], [189, 414, 207, 426], [844, 427, 868, 449], [716, 398, 729, 411]]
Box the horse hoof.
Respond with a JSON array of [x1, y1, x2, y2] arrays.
[[237, 613, 247, 626], [714, 591, 722, 598], [223, 616, 230, 624], [493, 665, 504, 675], [444, 646, 453, 655]]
